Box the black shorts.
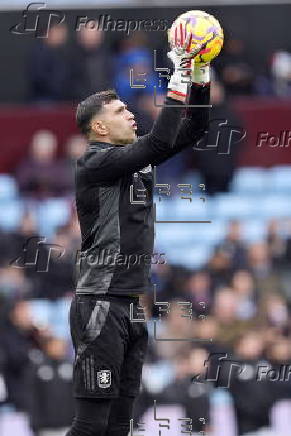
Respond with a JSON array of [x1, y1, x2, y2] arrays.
[[69, 294, 148, 399]]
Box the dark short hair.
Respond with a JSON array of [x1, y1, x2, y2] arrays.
[[76, 89, 119, 136]]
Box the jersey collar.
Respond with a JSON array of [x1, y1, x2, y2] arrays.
[[88, 141, 125, 150]]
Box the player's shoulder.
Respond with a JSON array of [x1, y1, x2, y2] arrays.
[[78, 144, 113, 170]]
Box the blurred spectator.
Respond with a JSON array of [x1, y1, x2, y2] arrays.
[[215, 37, 254, 96], [33, 225, 75, 300], [135, 93, 162, 136], [69, 28, 113, 101], [28, 24, 70, 102], [215, 220, 248, 271], [15, 130, 68, 197], [153, 300, 192, 361], [0, 300, 48, 413], [184, 270, 212, 316], [114, 33, 161, 110], [0, 344, 7, 406], [207, 247, 232, 291], [213, 288, 255, 348], [158, 347, 211, 433], [30, 337, 74, 436], [258, 292, 289, 331], [150, 262, 174, 299], [193, 79, 244, 195], [0, 229, 14, 267], [283, 218, 291, 265], [151, 264, 189, 316], [248, 241, 282, 295], [265, 338, 291, 403], [193, 316, 230, 380], [4, 211, 40, 269], [210, 220, 250, 291], [57, 134, 87, 194], [229, 331, 273, 435], [0, 267, 31, 300], [195, 316, 220, 347], [267, 219, 287, 268], [271, 50, 291, 97], [231, 270, 257, 320]]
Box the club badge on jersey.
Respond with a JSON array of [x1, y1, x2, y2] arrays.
[[97, 370, 112, 388]]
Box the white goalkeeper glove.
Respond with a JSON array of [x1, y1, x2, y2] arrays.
[[167, 48, 191, 98], [167, 29, 211, 96], [167, 26, 206, 98]]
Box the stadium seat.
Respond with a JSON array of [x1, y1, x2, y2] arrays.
[[0, 174, 18, 199], [268, 166, 291, 193], [165, 244, 213, 269], [173, 196, 210, 221], [28, 299, 51, 328], [37, 198, 71, 237], [0, 410, 34, 436], [259, 195, 291, 218], [153, 198, 171, 222], [0, 199, 23, 230], [231, 167, 268, 194], [185, 220, 227, 244], [212, 194, 256, 219], [155, 223, 196, 254], [155, 219, 224, 251], [142, 361, 175, 393], [28, 298, 71, 339], [240, 219, 268, 242], [50, 298, 71, 339], [271, 399, 291, 435]]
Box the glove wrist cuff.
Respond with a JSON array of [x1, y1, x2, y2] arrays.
[[168, 70, 190, 97], [192, 64, 210, 85]]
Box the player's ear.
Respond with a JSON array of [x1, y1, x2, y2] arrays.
[[91, 119, 108, 137]]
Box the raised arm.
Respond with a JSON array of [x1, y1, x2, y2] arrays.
[[151, 81, 210, 166], [82, 28, 195, 183], [82, 96, 186, 182]]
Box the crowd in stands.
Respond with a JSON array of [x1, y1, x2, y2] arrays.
[[1, 153, 291, 434], [27, 24, 291, 106]]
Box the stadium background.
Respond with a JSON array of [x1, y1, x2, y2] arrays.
[[1, 1, 291, 435]]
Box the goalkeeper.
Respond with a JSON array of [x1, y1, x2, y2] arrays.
[[66, 26, 211, 436]]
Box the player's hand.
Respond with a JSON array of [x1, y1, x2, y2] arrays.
[[168, 25, 206, 59], [167, 26, 194, 98], [167, 25, 211, 96]]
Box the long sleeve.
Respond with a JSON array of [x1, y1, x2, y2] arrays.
[[151, 83, 210, 166], [81, 97, 185, 182]]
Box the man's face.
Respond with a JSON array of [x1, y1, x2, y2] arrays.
[[92, 99, 137, 145]]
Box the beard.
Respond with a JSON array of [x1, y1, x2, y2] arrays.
[[113, 132, 136, 145]]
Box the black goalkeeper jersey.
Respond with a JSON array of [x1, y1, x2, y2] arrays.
[[75, 84, 210, 296]]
